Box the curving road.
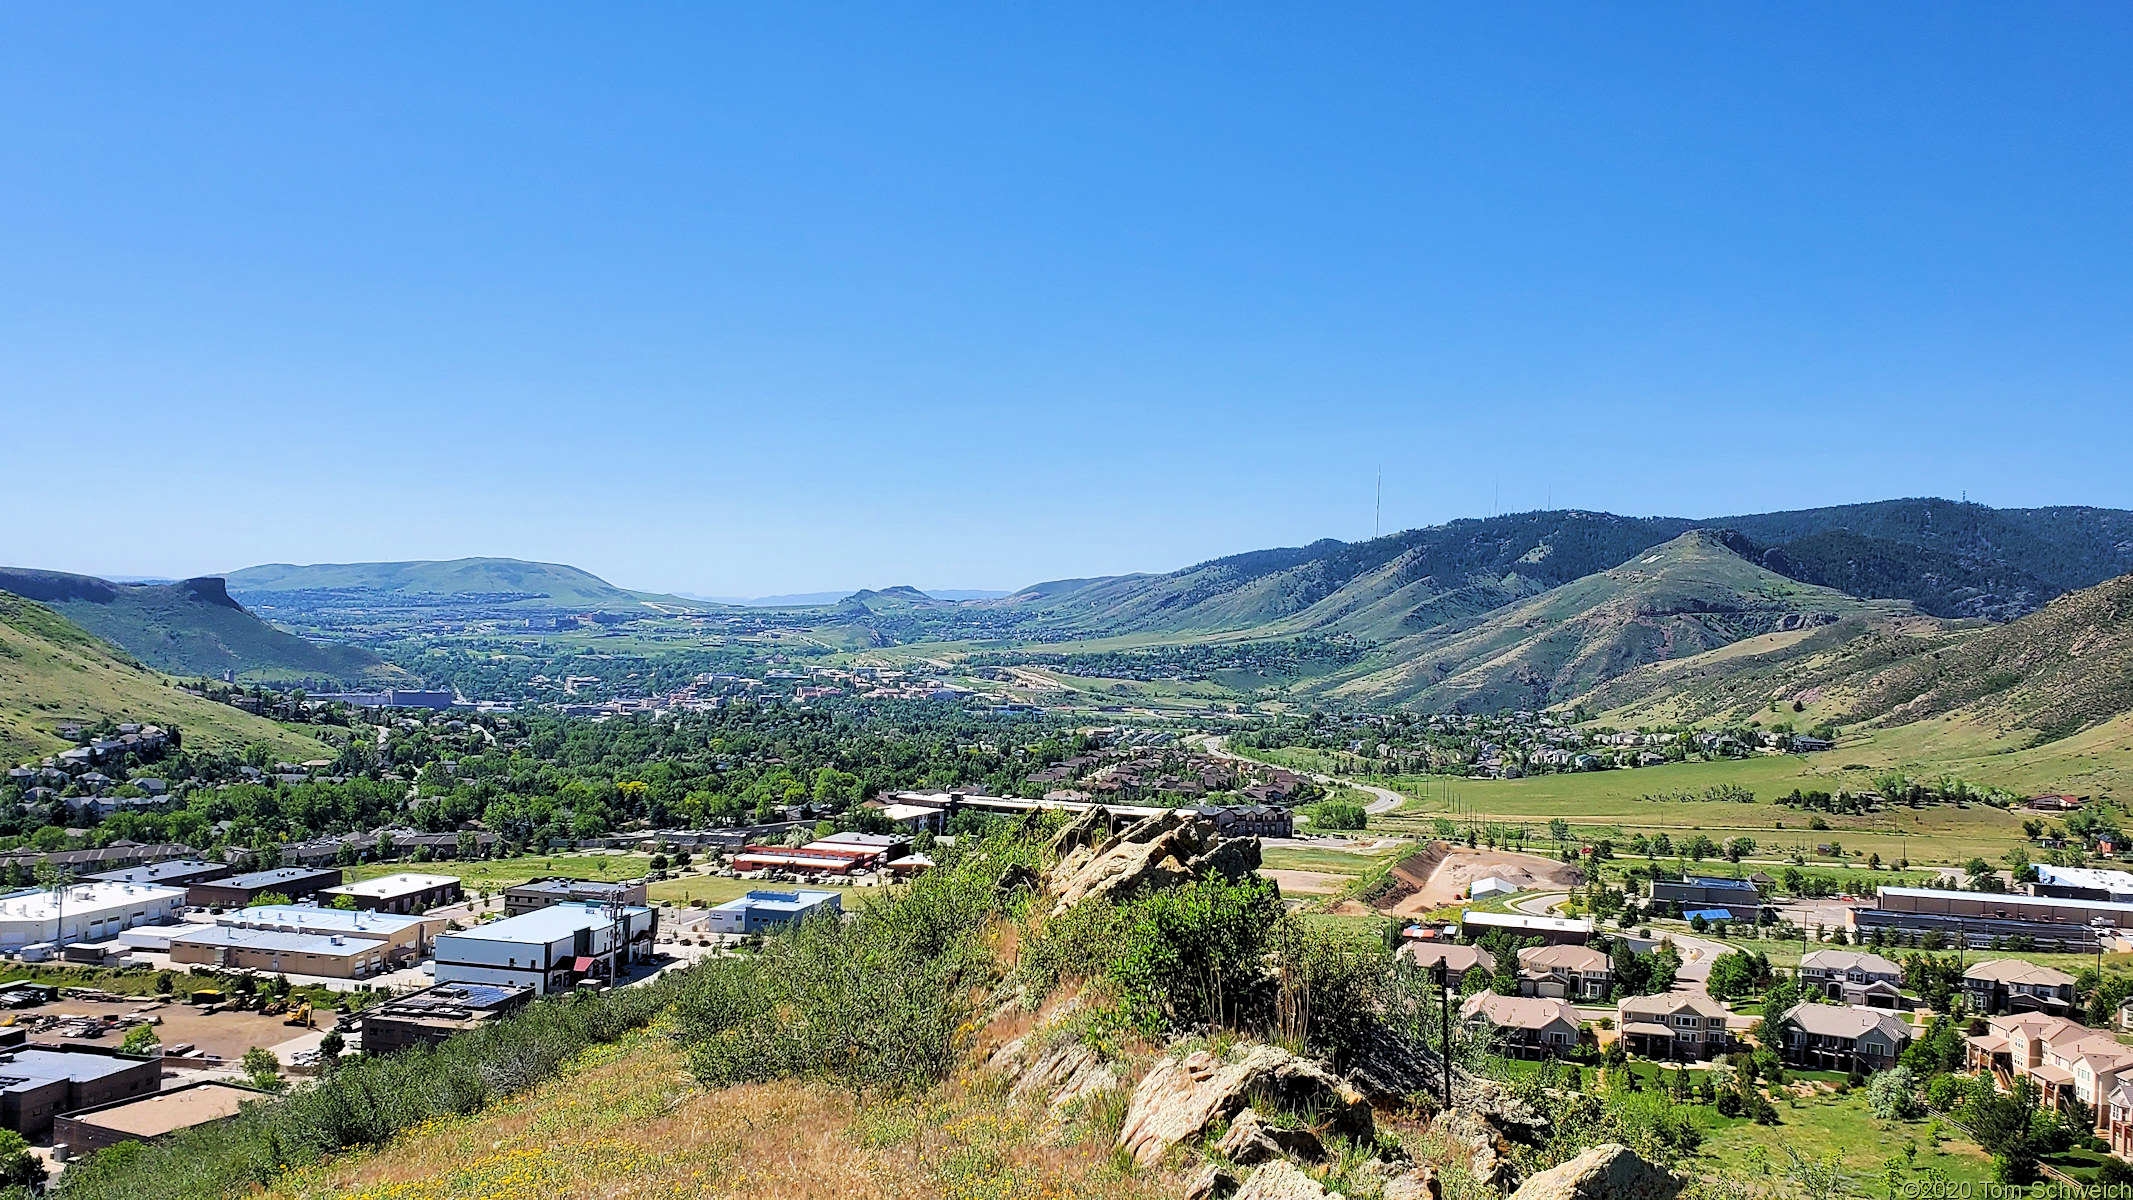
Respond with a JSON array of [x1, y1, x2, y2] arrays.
[[1198, 735, 1405, 815]]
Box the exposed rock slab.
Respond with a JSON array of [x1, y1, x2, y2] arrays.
[[1045, 809, 1261, 916], [1116, 1043, 1372, 1167], [1233, 1160, 1342, 1200], [1507, 1143, 1684, 1200], [1214, 1107, 1325, 1166]]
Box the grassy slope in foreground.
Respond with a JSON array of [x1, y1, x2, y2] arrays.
[[259, 1022, 1166, 1200], [0, 593, 332, 765]]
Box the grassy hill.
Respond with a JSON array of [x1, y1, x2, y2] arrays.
[[1585, 571, 2133, 745], [0, 593, 335, 765], [1840, 572, 2133, 739], [969, 500, 2133, 643], [1305, 530, 1904, 710], [0, 569, 401, 687], [223, 557, 706, 612]]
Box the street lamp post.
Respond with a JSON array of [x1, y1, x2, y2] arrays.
[[1428, 960, 1451, 1112]]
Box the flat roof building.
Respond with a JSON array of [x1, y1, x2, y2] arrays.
[[168, 926, 391, 978], [214, 904, 444, 964], [435, 901, 656, 995], [187, 867, 344, 909], [318, 872, 463, 915], [85, 860, 231, 889], [1459, 910, 1594, 946], [705, 889, 841, 935], [0, 882, 186, 949], [501, 877, 648, 916], [0, 1045, 160, 1137], [2032, 865, 2133, 904], [52, 1080, 263, 1154], [1850, 886, 2133, 949], [359, 982, 536, 1055]]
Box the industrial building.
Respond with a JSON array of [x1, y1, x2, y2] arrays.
[[0, 1045, 160, 1137], [167, 926, 392, 978], [0, 882, 187, 950], [51, 1081, 263, 1154], [187, 867, 344, 908], [705, 889, 841, 935], [1849, 887, 2133, 950], [359, 982, 535, 1054], [317, 872, 463, 915], [1458, 911, 1593, 946], [2031, 865, 2133, 904], [731, 840, 895, 875], [1650, 875, 1762, 916], [214, 905, 444, 965], [501, 877, 648, 916], [433, 901, 657, 995], [86, 860, 232, 889]]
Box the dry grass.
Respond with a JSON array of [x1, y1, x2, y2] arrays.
[[258, 1018, 1179, 1200]]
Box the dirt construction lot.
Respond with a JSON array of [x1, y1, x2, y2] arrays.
[[13, 999, 312, 1063], [1391, 846, 1583, 914]]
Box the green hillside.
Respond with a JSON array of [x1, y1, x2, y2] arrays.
[[0, 593, 335, 765], [1585, 572, 2133, 744], [224, 557, 705, 612], [949, 499, 2133, 645], [0, 569, 401, 686], [1841, 572, 2133, 738], [1306, 530, 1905, 710]]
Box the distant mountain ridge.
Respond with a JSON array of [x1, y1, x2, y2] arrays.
[[986, 498, 2133, 638], [224, 557, 705, 612], [0, 568, 401, 687]]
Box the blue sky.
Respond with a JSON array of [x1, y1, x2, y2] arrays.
[[3, 5, 2128, 596]]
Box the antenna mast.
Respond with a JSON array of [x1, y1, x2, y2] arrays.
[[1374, 468, 1382, 540]]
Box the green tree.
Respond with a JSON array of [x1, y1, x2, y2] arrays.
[[119, 1024, 161, 1055], [241, 1045, 287, 1093]]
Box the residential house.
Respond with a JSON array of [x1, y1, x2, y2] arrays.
[[1517, 944, 1613, 1000], [1775, 1003, 1913, 1073], [1401, 943, 1497, 990], [1798, 949, 1906, 1008], [2105, 1081, 2133, 1161], [1461, 993, 1581, 1059], [1963, 959, 2078, 1016], [1616, 991, 1732, 1061], [1965, 1012, 2089, 1091]]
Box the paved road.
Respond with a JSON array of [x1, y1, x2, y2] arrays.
[[1503, 889, 1731, 984], [1200, 736, 1405, 815]]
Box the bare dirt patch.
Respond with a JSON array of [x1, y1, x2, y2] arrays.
[[1264, 869, 1350, 896], [1364, 843, 1583, 916]]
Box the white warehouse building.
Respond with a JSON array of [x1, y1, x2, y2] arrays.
[[0, 882, 187, 949], [433, 901, 657, 995]]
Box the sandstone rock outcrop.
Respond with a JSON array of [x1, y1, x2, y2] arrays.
[[1232, 1160, 1342, 1200], [1213, 1107, 1325, 1165], [1507, 1144, 1683, 1200], [1434, 1107, 1521, 1192], [1044, 808, 1262, 916], [1184, 1162, 1241, 1200], [1115, 1043, 1371, 1166], [1380, 1165, 1442, 1200]]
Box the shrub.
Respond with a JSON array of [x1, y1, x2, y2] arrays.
[[1309, 801, 1369, 832], [1110, 876, 1286, 1030], [1867, 1066, 1923, 1120], [670, 829, 1041, 1099]]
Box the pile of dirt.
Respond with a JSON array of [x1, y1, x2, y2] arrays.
[[1356, 843, 1583, 916]]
